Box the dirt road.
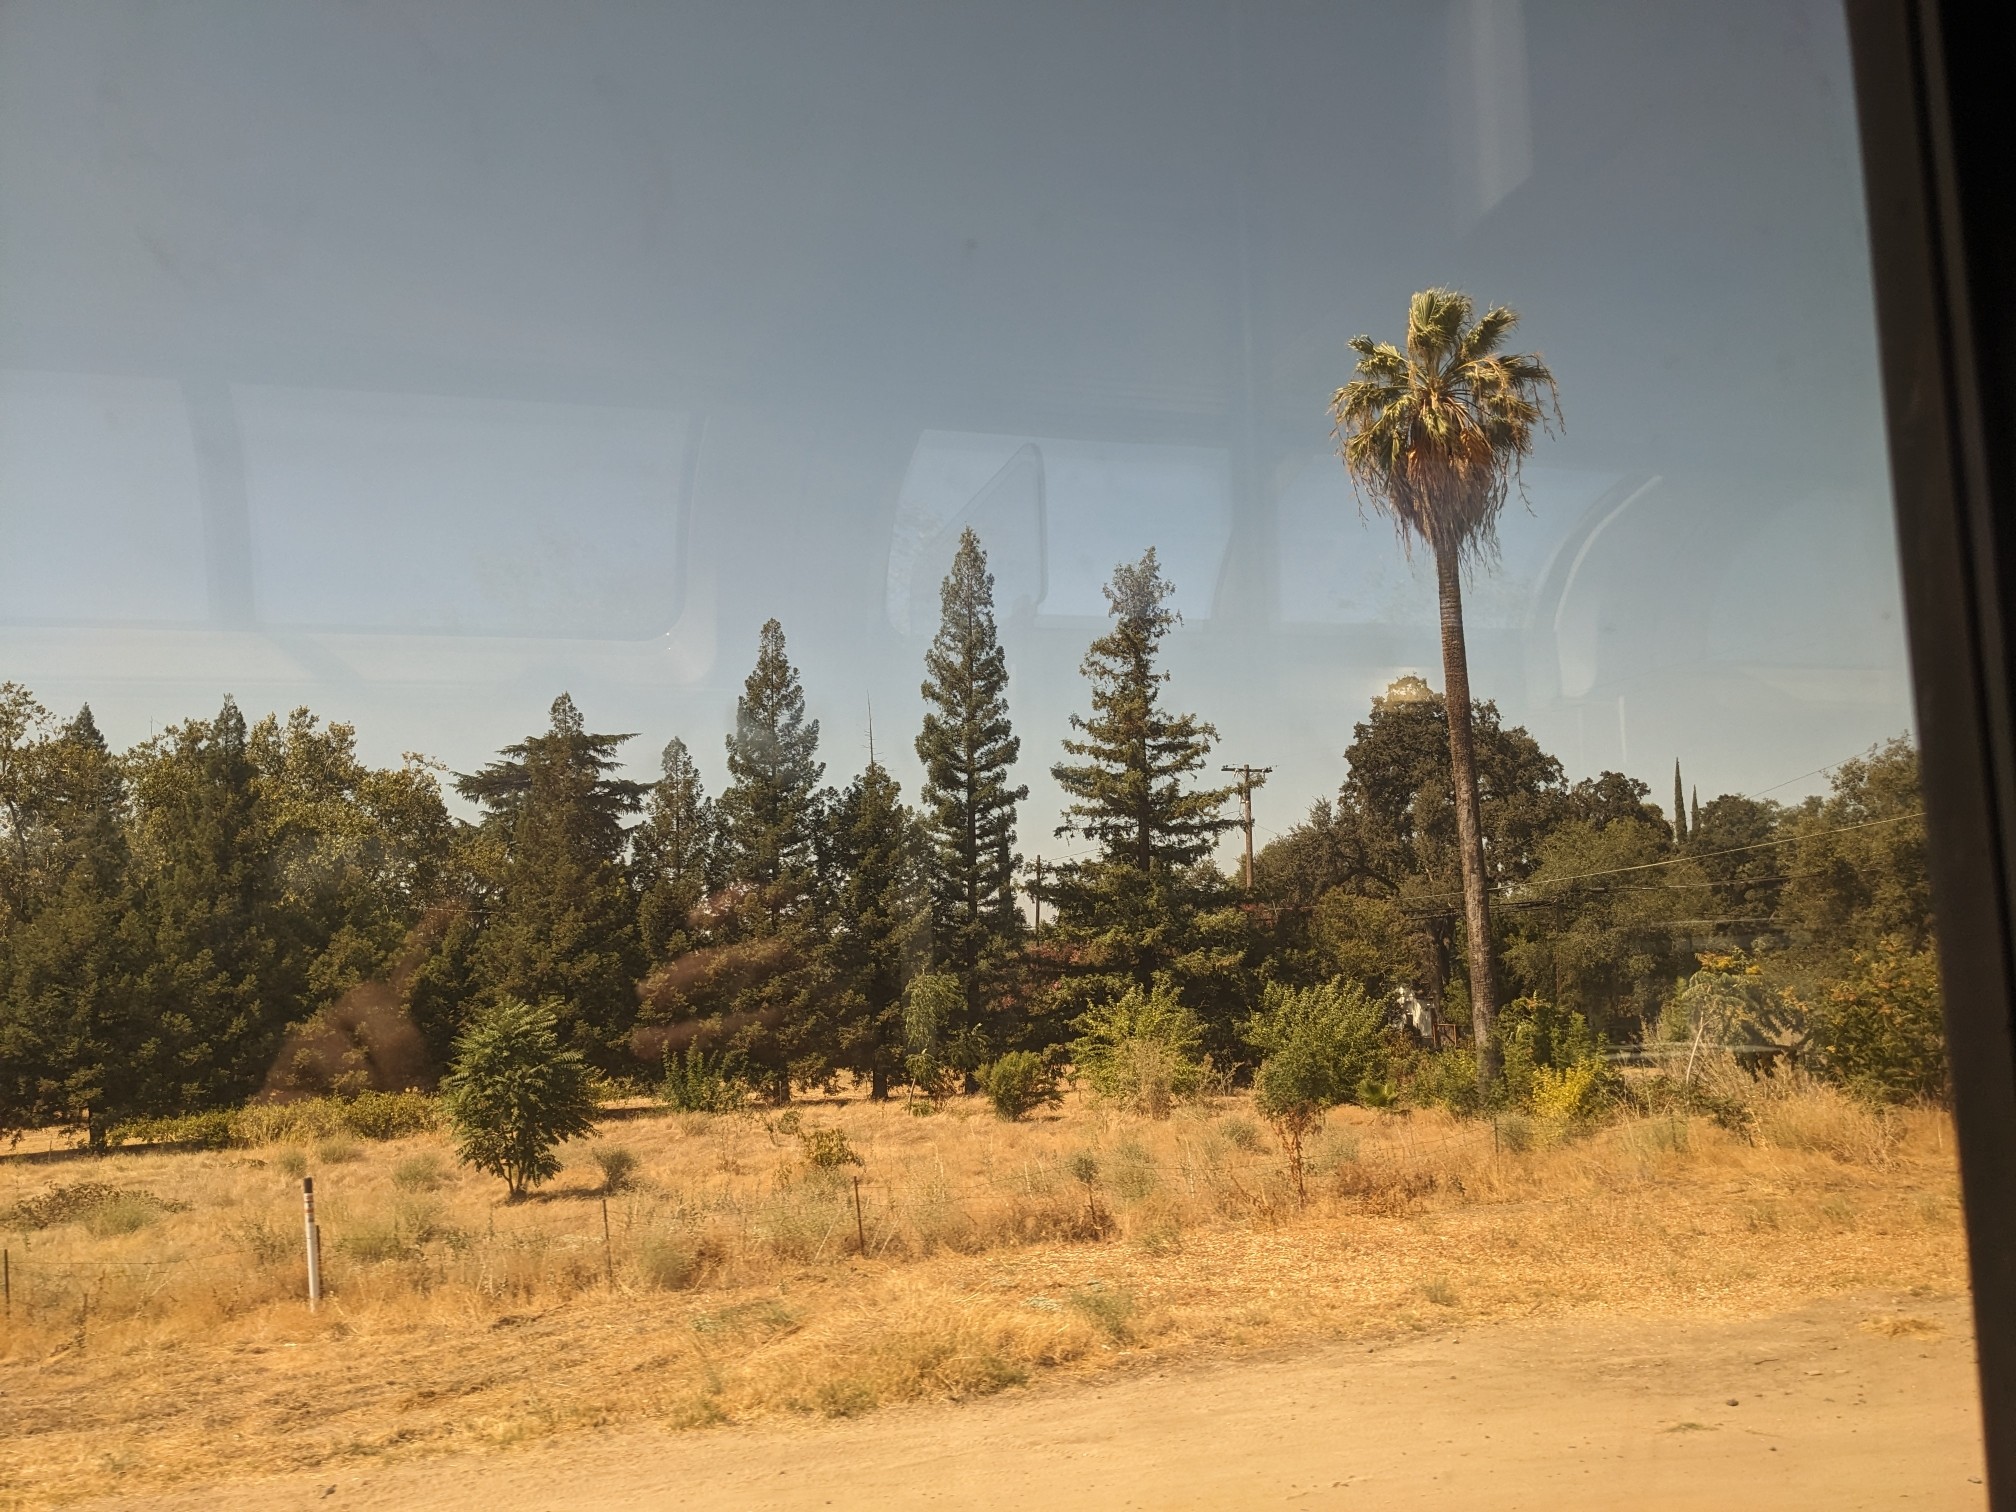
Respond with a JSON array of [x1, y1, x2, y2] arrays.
[[84, 1292, 1986, 1511]]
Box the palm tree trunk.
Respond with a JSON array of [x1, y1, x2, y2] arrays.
[[1434, 547, 1501, 1086]]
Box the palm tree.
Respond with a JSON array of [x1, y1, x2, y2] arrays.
[[1331, 289, 1559, 1087]]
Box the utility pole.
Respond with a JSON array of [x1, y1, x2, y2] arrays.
[[1221, 765, 1272, 894], [1027, 856, 1044, 933]]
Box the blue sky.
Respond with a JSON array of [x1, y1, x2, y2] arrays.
[[0, 1, 1908, 860]]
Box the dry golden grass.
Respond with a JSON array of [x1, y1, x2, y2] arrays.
[[0, 1083, 1968, 1507]]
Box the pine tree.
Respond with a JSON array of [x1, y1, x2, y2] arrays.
[[1673, 760, 1688, 844], [829, 760, 929, 1098], [124, 697, 290, 1110], [916, 529, 1029, 1048], [719, 619, 825, 900], [635, 737, 718, 964], [1691, 786, 1701, 839], [1048, 550, 1237, 994], [683, 621, 836, 1095], [458, 694, 646, 1069], [0, 705, 148, 1144]]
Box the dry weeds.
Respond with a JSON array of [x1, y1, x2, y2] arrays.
[[0, 1083, 1968, 1507]]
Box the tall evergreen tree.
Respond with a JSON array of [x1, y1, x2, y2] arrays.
[[1673, 760, 1689, 843], [1046, 551, 1238, 1024], [719, 619, 825, 901], [458, 694, 645, 1069], [916, 529, 1028, 1047], [666, 621, 836, 1095], [1691, 786, 1701, 837], [0, 705, 148, 1143], [635, 736, 718, 964], [829, 760, 929, 1098], [124, 697, 290, 1110]]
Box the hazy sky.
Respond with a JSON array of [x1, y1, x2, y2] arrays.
[[0, 1, 1908, 862]]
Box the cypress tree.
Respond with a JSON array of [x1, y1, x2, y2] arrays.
[[915, 528, 1029, 1048], [1673, 760, 1688, 844], [1048, 550, 1237, 991], [1691, 786, 1701, 838], [829, 760, 929, 1098], [458, 694, 646, 1069]]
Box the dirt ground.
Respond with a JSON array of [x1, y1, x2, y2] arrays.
[[77, 1290, 1987, 1512]]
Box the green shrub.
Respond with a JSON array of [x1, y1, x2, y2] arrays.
[[1243, 978, 1389, 1198], [1529, 1060, 1614, 1125], [216, 1091, 441, 1149], [276, 1147, 309, 1180], [979, 1052, 1061, 1120], [105, 1109, 234, 1149], [902, 973, 984, 1099], [1070, 982, 1205, 1118], [1403, 1047, 1483, 1114], [315, 1136, 362, 1164], [660, 1045, 750, 1114], [798, 1127, 862, 1169], [1807, 939, 1948, 1103], [440, 998, 599, 1197]]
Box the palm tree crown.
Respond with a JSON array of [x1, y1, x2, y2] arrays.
[[1330, 288, 1559, 561]]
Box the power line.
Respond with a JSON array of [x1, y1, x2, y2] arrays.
[[1395, 809, 1924, 907]]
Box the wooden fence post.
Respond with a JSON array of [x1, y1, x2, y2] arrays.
[[302, 1175, 322, 1311], [852, 1176, 866, 1256], [601, 1197, 615, 1287]]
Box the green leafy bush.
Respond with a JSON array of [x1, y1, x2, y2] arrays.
[[1401, 1047, 1483, 1114], [1070, 982, 1205, 1118], [440, 998, 598, 1196], [660, 1044, 750, 1114], [1807, 939, 1947, 1102], [104, 1109, 235, 1149], [797, 1126, 863, 1169], [979, 1052, 1061, 1120], [1243, 979, 1389, 1197]]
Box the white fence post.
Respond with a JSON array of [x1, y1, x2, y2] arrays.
[[302, 1175, 323, 1311]]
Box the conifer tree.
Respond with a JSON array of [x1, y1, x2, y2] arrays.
[[1048, 551, 1237, 995], [719, 619, 825, 900], [0, 705, 148, 1143], [686, 621, 836, 1094], [1691, 786, 1701, 839], [635, 737, 718, 964], [1673, 760, 1688, 844], [124, 697, 290, 1110], [916, 529, 1028, 1046], [829, 759, 929, 1098], [458, 694, 645, 1068]]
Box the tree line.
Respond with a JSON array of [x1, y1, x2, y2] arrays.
[[0, 285, 1942, 1141], [0, 520, 1936, 1144]]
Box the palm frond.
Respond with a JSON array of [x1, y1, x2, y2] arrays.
[[1329, 288, 1560, 564]]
